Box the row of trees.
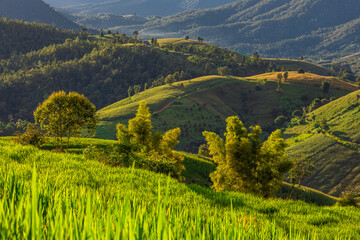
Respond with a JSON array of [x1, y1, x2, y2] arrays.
[[19, 90, 313, 198]]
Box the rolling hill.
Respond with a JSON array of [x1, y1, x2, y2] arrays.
[[111, 0, 360, 61], [0, 0, 80, 30], [96, 73, 357, 152], [285, 89, 360, 197], [0, 35, 274, 121]]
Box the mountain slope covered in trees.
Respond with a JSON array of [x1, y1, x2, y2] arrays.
[[285, 90, 360, 196], [0, 0, 80, 29], [0, 18, 78, 59], [0, 33, 273, 122], [114, 0, 360, 61], [44, 0, 236, 16]]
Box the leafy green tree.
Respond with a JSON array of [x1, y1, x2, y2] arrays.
[[198, 144, 210, 157], [203, 116, 292, 197], [185, 35, 190, 40], [319, 118, 330, 132], [217, 66, 231, 76], [100, 29, 104, 37], [298, 68, 305, 74], [165, 74, 175, 85], [321, 80, 330, 97], [128, 86, 133, 98], [283, 71, 289, 82], [15, 123, 46, 147], [34, 91, 97, 151], [277, 73, 283, 91], [128, 101, 152, 149], [289, 156, 314, 187], [133, 30, 139, 39], [116, 101, 184, 177], [274, 115, 286, 128]]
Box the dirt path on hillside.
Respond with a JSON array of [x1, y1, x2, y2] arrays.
[[156, 100, 175, 113]]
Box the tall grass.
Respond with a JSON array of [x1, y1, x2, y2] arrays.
[[1, 139, 360, 239], [0, 167, 292, 239]]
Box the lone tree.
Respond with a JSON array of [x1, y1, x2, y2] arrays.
[[283, 71, 289, 82], [133, 30, 139, 39], [34, 91, 97, 151], [321, 80, 330, 97], [203, 116, 292, 197], [289, 156, 314, 187]]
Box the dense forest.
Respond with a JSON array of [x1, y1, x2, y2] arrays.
[[0, 18, 78, 59], [0, 21, 272, 122]]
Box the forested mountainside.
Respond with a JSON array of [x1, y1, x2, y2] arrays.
[[0, 18, 78, 59], [44, 0, 236, 16], [0, 27, 272, 121], [0, 0, 80, 29], [69, 14, 148, 30], [113, 0, 360, 61]]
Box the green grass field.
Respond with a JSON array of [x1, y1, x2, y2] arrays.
[[96, 74, 353, 152], [1, 138, 360, 239]]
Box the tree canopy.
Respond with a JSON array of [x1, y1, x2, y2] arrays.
[[203, 116, 292, 197], [34, 91, 97, 151], [116, 101, 184, 178]]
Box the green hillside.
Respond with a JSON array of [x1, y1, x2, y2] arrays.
[[1, 138, 359, 238], [285, 90, 360, 197], [97, 74, 356, 152]]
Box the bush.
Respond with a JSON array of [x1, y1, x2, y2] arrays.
[[337, 194, 358, 207], [198, 144, 210, 157], [291, 110, 302, 118], [15, 123, 46, 147], [298, 68, 305, 74], [320, 98, 329, 105], [274, 115, 286, 128]]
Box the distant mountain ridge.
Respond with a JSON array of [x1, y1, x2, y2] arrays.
[[111, 0, 360, 60], [0, 0, 80, 29], [44, 0, 236, 16]]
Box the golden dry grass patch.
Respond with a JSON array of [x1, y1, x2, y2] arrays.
[[248, 72, 358, 92]]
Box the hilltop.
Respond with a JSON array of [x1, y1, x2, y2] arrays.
[[0, 0, 80, 30], [112, 0, 360, 61], [96, 73, 356, 152], [285, 90, 360, 196]]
